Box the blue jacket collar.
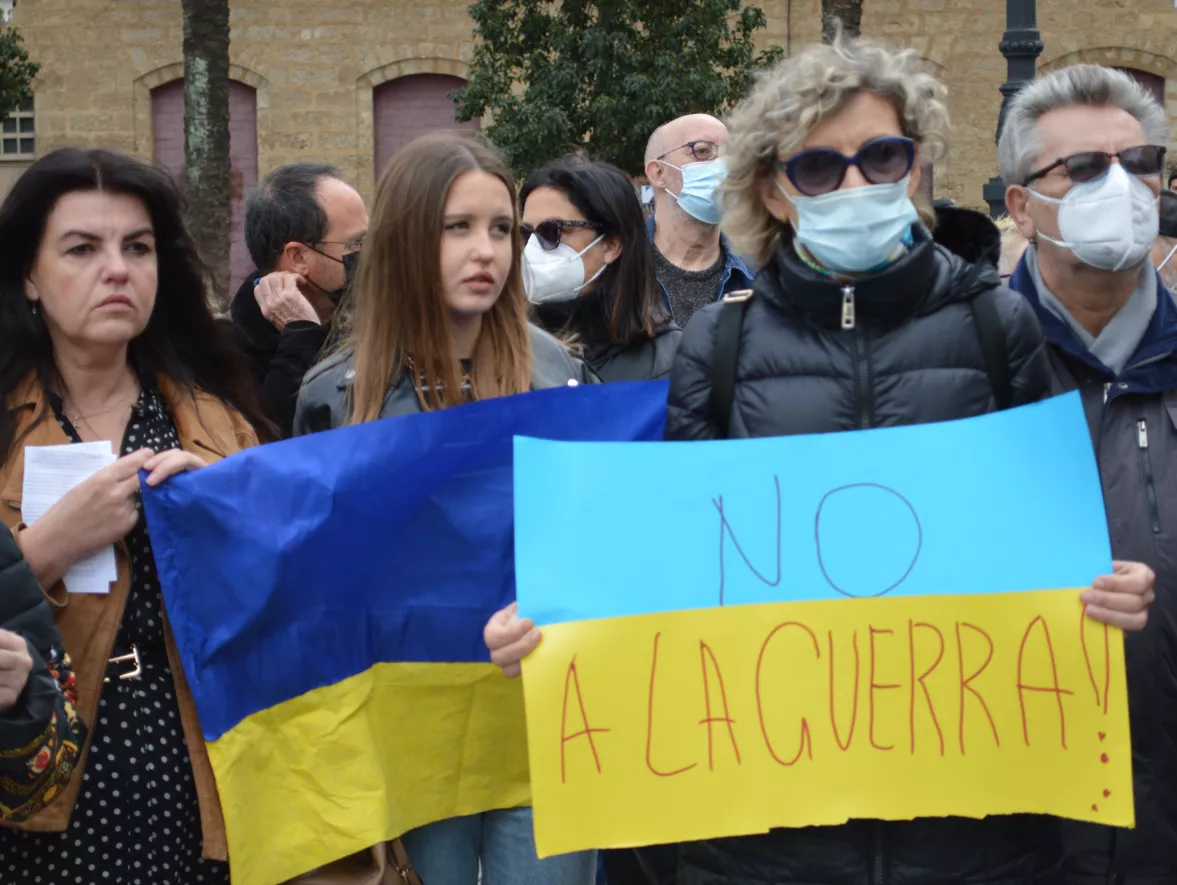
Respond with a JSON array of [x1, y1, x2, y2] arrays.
[[1008, 251, 1177, 396]]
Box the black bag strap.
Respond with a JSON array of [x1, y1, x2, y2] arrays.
[[969, 285, 1012, 411], [709, 289, 754, 437]]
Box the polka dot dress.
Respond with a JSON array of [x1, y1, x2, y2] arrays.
[[0, 386, 230, 885]]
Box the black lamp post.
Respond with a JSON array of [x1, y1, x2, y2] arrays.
[[983, 0, 1044, 217]]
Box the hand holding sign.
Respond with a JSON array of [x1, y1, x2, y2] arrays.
[[485, 602, 541, 678], [1082, 561, 1155, 631]]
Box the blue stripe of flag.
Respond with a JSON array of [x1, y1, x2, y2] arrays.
[[143, 381, 668, 741]]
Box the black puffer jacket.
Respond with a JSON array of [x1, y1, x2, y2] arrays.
[[666, 214, 1059, 884], [667, 219, 1049, 439], [533, 290, 682, 383]]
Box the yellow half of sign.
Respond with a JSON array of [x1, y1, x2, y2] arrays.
[[208, 662, 531, 885], [521, 589, 1132, 858]]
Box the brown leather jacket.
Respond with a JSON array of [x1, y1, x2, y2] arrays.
[[0, 374, 258, 861]]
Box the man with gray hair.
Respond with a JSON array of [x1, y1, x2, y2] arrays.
[[644, 114, 754, 328], [1001, 64, 1176, 883]]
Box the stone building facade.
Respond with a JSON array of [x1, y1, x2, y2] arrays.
[[4, 0, 1177, 278]]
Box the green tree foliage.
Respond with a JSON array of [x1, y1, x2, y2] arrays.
[[454, 0, 784, 177], [0, 27, 39, 119]]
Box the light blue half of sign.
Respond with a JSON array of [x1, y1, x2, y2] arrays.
[[514, 391, 1112, 626]]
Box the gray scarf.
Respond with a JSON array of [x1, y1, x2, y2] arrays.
[[1025, 246, 1156, 376]]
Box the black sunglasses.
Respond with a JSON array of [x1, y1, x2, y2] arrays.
[[779, 136, 916, 197], [1023, 145, 1166, 186], [521, 219, 602, 252]]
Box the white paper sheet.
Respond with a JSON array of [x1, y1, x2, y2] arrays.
[[22, 442, 119, 594]]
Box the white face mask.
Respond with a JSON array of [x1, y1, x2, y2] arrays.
[[1030, 163, 1159, 272], [522, 233, 606, 305]]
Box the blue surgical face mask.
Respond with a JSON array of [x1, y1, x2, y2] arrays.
[[780, 176, 920, 273], [660, 157, 727, 225]]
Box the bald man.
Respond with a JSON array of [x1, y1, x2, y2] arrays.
[[644, 114, 754, 328]]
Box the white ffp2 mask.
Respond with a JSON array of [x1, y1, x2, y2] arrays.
[[1030, 163, 1159, 272], [522, 233, 606, 304]]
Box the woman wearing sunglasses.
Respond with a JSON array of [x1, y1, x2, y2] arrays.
[[660, 34, 1063, 885], [519, 156, 680, 382], [498, 157, 680, 885]]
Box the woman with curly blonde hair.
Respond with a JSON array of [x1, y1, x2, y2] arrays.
[[660, 34, 1066, 885], [659, 32, 1054, 438]]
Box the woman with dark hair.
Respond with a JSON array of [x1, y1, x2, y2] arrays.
[[0, 148, 266, 883], [520, 156, 681, 382]]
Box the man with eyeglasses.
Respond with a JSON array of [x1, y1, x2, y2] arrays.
[[643, 114, 754, 329], [1001, 64, 1177, 885], [231, 164, 368, 438]]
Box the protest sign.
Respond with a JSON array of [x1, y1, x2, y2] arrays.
[[515, 392, 1132, 857]]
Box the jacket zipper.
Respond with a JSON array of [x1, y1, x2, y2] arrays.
[[844, 285, 874, 430], [854, 331, 873, 429], [841, 284, 856, 330], [871, 823, 885, 885], [1137, 418, 1161, 533]]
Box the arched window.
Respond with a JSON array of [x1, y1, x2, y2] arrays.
[[151, 80, 259, 294], [373, 74, 480, 179]]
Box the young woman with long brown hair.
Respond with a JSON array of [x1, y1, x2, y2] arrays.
[[293, 132, 595, 883], [295, 132, 591, 431]]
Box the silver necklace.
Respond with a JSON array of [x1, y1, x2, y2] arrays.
[[64, 384, 140, 437]]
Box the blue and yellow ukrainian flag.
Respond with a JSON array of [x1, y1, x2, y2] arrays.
[[142, 381, 669, 885]]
